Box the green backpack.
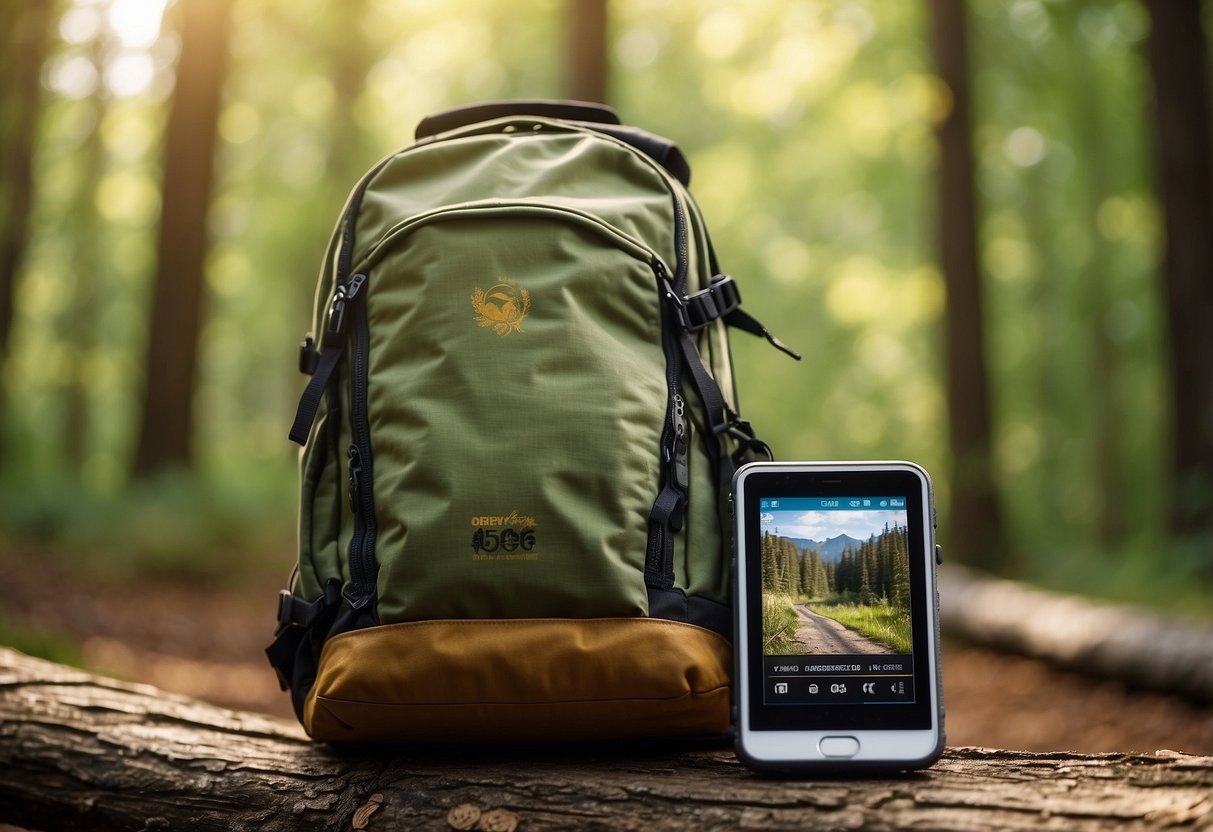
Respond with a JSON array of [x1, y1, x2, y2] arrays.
[[267, 101, 798, 742]]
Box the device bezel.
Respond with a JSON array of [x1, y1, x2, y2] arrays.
[[733, 461, 943, 770]]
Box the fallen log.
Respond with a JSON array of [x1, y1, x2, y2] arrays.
[[939, 564, 1213, 703], [0, 647, 1210, 831]]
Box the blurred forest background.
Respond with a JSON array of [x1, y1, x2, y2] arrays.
[[0, 0, 1210, 623]]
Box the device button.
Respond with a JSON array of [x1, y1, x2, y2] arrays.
[[818, 736, 860, 758], [935, 544, 943, 565]]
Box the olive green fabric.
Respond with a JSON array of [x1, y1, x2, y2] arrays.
[[364, 211, 666, 621], [295, 117, 735, 619]]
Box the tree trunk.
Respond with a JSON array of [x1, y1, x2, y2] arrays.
[[132, 0, 235, 475], [61, 34, 110, 474], [1143, 0, 1213, 560], [0, 2, 54, 357], [938, 563, 1213, 704], [928, 0, 1007, 572], [1, 647, 1210, 832], [565, 0, 609, 104], [1054, 1, 1126, 548]]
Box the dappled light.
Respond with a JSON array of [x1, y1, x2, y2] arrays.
[[2, 0, 1208, 595], [0, 0, 1211, 769]]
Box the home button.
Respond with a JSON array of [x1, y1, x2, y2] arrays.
[[818, 736, 860, 758]]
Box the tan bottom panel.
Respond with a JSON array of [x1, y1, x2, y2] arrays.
[[304, 617, 732, 742]]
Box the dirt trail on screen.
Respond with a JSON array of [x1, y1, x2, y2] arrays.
[[793, 604, 895, 655]]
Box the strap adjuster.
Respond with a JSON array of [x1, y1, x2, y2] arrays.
[[275, 579, 343, 632], [276, 589, 302, 630], [680, 274, 741, 332], [298, 335, 319, 375]]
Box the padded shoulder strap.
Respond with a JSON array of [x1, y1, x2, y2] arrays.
[[587, 124, 691, 186]]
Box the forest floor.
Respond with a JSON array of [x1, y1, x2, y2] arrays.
[[1, 544, 1211, 755]]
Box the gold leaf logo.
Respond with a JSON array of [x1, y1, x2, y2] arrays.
[[471, 280, 530, 336]]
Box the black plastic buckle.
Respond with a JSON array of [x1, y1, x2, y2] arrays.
[[276, 589, 300, 631], [323, 286, 349, 348], [681, 274, 742, 332], [298, 334, 319, 375], [276, 579, 343, 633]]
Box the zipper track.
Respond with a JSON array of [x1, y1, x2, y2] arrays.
[[649, 167, 692, 594], [356, 201, 657, 274], [347, 290, 378, 608]]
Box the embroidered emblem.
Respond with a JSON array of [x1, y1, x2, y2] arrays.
[[471, 280, 530, 335]]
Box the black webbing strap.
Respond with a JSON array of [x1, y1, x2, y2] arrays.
[[723, 306, 802, 361], [677, 331, 729, 438], [674, 274, 802, 361], [645, 484, 683, 590], [265, 578, 343, 699], [274, 578, 342, 634], [667, 284, 782, 492], [287, 273, 366, 446], [288, 345, 342, 445]]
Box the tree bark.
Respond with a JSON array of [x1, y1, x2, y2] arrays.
[[928, 0, 1007, 572], [1, 647, 1210, 832], [1143, 0, 1213, 556], [132, 0, 234, 475], [939, 563, 1213, 704], [0, 2, 54, 357], [565, 0, 609, 104]]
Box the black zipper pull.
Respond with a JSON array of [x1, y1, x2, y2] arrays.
[[671, 393, 689, 493], [323, 273, 368, 348], [662, 393, 688, 533], [347, 444, 362, 514]]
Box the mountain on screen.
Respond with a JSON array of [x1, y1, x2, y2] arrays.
[[784, 533, 864, 563]]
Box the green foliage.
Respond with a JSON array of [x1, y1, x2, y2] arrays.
[[761, 593, 799, 655], [614, 0, 944, 473], [0, 467, 294, 584], [762, 525, 910, 608], [0, 613, 83, 667], [0, 0, 1203, 614]]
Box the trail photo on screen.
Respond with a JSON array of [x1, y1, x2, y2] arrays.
[[759, 502, 913, 657]]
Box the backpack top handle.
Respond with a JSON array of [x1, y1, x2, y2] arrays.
[[415, 100, 621, 138], [415, 99, 692, 187]]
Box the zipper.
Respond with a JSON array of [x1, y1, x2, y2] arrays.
[[645, 256, 690, 591], [343, 273, 377, 610], [356, 201, 656, 275]]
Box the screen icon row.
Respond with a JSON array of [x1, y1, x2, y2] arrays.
[[770, 678, 911, 701]]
